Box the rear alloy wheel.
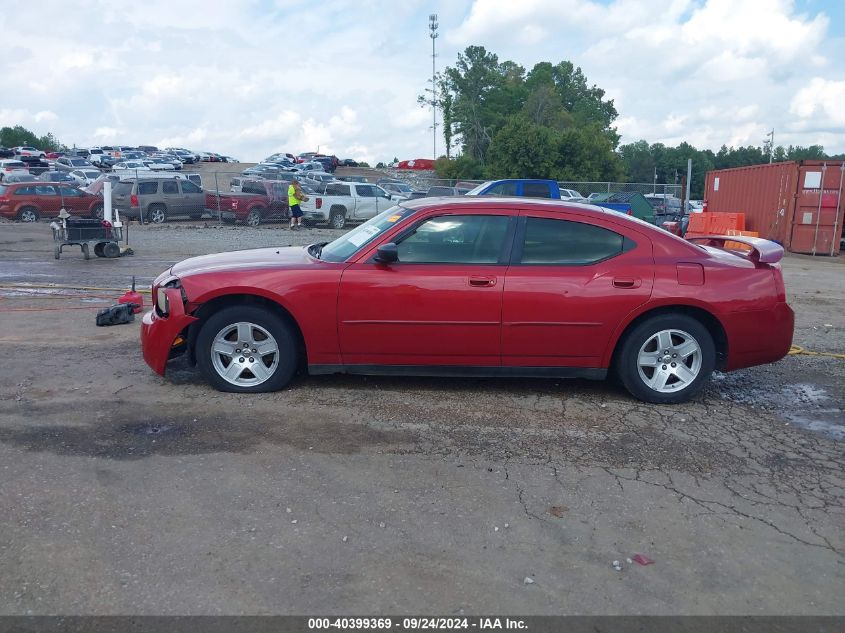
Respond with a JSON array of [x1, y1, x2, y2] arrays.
[[91, 203, 104, 220], [196, 306, 298, 393], [329, 208, 346, 229], [18, 207, 39, 222], [617, 314, 715, 404], [245, 207, 264, 227], [147, 204, 167, 224]]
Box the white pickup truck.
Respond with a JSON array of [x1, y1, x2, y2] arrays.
[[305, 182, 397, 229]]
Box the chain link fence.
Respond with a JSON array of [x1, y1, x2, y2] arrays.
[[95, 167, 685, 227]]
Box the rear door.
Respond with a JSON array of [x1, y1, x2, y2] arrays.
[[502, 211, 654, 368], [32, 185, 62, 216]]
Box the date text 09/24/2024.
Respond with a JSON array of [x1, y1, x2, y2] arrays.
[[307, 618, 527, 630]]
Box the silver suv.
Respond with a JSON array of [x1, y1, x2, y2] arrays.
[[111, 177, 206, 223]]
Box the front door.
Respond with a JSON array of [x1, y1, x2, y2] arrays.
[[338, 212, 515, 366], [502, 212, 654, 368], [160, 179, 183, 216], [352, 184, 379, 220]]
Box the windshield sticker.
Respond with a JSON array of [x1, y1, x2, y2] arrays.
[[361, 225, 381, 236], [347, 232, 371, 247]]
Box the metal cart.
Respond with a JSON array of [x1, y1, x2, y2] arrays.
[[52, 218, 124, 260]]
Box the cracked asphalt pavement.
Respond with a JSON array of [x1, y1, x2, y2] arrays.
[[0, 222, 843, 614]]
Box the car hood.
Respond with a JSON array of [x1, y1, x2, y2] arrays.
[[171, 246, 314, 278]]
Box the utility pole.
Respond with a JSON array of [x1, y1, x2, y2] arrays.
[[766, 128, 774, 163], [429, 14, 438, 161]]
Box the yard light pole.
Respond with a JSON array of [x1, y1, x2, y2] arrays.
[[766, 129, 774, 163], [429, 14, 439, 161]]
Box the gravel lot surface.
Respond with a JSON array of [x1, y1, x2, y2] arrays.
[[0, 220, 843, 615]]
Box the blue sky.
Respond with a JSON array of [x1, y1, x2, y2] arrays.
[[1, 0, 843, 163]]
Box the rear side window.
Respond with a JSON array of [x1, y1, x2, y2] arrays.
[[519, 217, 626, 265], [523, 183, 552, 198], [15, 186, 38, 195], [326, 184, 350, 196], [242, 182, 265, 195], [162, 181, 178, 194], [0, 185, 6, 195], [138, 182, 158, 195]]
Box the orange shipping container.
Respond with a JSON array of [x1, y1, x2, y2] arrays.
[[705, 161, 845, 256]]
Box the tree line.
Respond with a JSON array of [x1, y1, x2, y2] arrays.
[[0, 125, 62, 152], [427, 46, 844, 197]]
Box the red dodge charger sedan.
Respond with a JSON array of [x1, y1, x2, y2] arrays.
[[141, 198, 794, 403]]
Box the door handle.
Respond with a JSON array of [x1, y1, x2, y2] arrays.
[[469, 276, 497, 287], [613, 277, 641, 289]]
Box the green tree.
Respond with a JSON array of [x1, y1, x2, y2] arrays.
[[0, 125, 62, 151], [486, 117, 558, 178]]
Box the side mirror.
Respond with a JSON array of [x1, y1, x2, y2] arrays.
[[375, 242, 398, 263]]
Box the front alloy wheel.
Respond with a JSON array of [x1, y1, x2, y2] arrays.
[[196, 306, 297, 393]]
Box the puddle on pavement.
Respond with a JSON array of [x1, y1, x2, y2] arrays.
[[0, 409, 416, 461], [716, 373, 845, 442]]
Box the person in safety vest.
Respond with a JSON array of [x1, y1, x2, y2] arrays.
[[287, 180, 308, 230]]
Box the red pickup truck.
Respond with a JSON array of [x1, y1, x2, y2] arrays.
[[205, 179, 290, 226]]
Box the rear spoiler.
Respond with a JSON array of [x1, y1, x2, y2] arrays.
[[686, 235, 783, 264]]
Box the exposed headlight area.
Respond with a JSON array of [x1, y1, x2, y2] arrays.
[[154, 277, 184, 317]]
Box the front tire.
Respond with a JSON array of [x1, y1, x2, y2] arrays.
[[616, 314, 715, 404], [196, 306, 298, 393]]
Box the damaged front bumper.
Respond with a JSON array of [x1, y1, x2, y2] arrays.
[[140, 287, 198, 376]]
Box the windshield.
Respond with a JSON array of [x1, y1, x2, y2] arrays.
[[318, 206, 415, 262], [464, 181, 493, 196]]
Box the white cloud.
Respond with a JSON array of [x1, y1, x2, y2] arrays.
[[1, 0, 843, 161], [790, 78, 845, 127]]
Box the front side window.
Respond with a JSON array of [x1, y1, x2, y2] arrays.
[[180, 181, 202, 193], [396, 214, 510, 264], [519, 217, 626, 265], [59, 186, 82, 197], [318, 206, 414, 262], [485, 182, 518, 196]]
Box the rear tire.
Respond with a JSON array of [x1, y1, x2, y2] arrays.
[[616, 314, 715, 404], [196, 306, 298, 393], [147, 204, 167, 224], [246, 207, 264, 227], [329, 208, 346, 229], [18, 207, 39, 222], [94, 243, 105, 257], [91, 203, 104, 220]]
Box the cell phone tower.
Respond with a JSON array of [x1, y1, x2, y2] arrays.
[[429, 13, 439, 161]]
